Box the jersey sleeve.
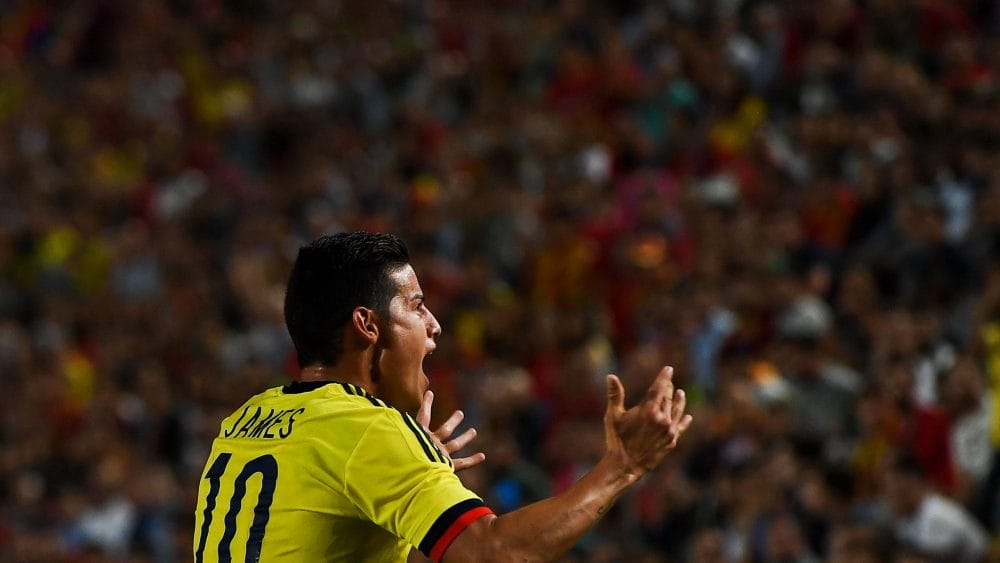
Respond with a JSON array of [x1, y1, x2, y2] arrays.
[[342, 409, 493, 561]]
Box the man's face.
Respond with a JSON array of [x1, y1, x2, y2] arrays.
[[374, 265, 441, 414]]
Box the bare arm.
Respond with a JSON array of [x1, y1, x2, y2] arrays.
[[441, 366, 693, 562]]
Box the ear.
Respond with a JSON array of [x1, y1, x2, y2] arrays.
[[352, 307, 379, 345]]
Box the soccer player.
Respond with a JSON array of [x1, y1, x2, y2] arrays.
[[193, 231, 693, 562]]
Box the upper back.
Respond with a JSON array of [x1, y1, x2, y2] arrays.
[[193, 381, 465, 563]]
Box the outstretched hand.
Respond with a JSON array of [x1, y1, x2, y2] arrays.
[[417, 390, 487, 471], [604, 366, 693, 479]]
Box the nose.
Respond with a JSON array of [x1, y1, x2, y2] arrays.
[[427, 309, 441, 338]]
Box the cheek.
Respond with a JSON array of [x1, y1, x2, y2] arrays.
[[377, 332, 420, 372], [394, 320, 424, 348]]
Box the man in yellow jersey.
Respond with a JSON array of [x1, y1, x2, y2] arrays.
[[194, 231, 693, 562]]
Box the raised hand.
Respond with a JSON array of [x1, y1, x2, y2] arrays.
[[603, 366, 693, 479], [417, 390, 487, 471]]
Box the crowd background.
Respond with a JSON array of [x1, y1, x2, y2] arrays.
[[1, 0, 999, 561]]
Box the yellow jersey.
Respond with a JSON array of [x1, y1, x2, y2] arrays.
[[193, 381, 492, 562]]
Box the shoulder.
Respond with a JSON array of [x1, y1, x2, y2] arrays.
[[921, 494, 974, 527], [217, 386, 285, 427], [351, 402, 452, 468], [286, 383, 449, 466], [281, 382, 400, 439]]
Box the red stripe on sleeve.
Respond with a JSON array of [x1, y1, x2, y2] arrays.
[[428, 506, 494, 562]]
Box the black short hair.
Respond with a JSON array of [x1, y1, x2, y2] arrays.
[[284, 232, 409, 367]]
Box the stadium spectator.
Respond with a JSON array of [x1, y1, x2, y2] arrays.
[[0, 0, 998, 560]]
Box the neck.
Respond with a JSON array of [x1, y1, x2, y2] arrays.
[[297, 364, 375, 395]]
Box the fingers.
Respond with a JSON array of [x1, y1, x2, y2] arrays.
[[647, 367, 692, 449], [678, 414, 693, 434], [606, 374, 625, 415], [645, 366, 675, 408], [431, 411, 482, 472], [670, 389, 687, 424], [444, 427, 477, 453], [420, 394, 469, 445], [666, 389, 692, 447], [434, 409, 465, 441], [447, 431, 485, 472], [453, 452, 486, 472], [417, 390, 434, 428], [669, 414, 694, 448]]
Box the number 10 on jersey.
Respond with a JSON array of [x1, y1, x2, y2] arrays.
[[195, 453, 278, 563]]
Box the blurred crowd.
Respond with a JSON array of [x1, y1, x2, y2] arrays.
[[1, 0, 999, 561]]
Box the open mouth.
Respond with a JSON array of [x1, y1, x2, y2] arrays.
[[420, 351, 432, 376]]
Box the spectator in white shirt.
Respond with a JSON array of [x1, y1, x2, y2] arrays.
[[883, 453, 989, 563]]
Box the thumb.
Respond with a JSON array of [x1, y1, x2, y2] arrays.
[[417, 390, 433, 428], [606, 374, 625, 415]]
